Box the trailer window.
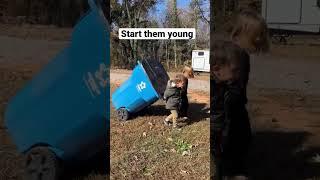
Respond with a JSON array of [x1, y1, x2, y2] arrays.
[[198, 52, 204, 56]]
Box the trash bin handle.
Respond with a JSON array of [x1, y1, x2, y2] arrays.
[[88, 0, 107, 17], [88, 0, 98, 11], [143, 60, 157, 79], [87, 0, 109, 28]]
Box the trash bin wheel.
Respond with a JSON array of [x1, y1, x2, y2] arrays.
[[23, 146, 61, 180], [117, 108, 129, 121]]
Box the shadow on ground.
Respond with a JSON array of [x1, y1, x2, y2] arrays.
[[62, 135, 109, 179], [248, 131, 320, 180], [188, 102, 210, 124], [132, 102, 209, 125]]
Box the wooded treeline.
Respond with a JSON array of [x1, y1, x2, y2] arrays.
[[0, 0, 89, 26], [110, 0, 210, 70], [212, 0, 260, 31]]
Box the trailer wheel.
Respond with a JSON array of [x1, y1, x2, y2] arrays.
[[117, 108, 129, 121], [23, 146, 61, 180]]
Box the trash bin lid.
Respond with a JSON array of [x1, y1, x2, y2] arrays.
[[140, 59, 169, 97]]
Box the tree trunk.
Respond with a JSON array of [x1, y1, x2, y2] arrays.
[[173, 0, 177, 68], [174, 40, 177, 68], [212, 0, 225, 31], [193, 0, 199, 49], [166, 42, 170, 69]]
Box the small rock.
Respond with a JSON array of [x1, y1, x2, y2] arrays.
[[143, 132, 147, 137], [133, 155, 138, 161], [164, 149, 168, 152], [170, 148, 176, 153], [182, 151, 190, 156], [148, 122, 153, 126], [168, 137, 173, 142]]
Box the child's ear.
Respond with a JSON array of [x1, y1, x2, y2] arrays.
[[231, 28, 241, 42], [212, 65, 220, 71]]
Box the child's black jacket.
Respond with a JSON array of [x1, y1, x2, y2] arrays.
[[211, 49, 251, 147], [164, 80, 182, 110]]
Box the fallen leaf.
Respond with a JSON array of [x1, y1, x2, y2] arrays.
[[133, 155, 138, 161], [181, 170, 188, 174]]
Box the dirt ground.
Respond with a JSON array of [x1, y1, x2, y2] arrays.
[[0, 24, 320, 179]]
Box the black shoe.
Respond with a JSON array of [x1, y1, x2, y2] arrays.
[[173, 123, 182, 129], [163, 119, 172, 126]]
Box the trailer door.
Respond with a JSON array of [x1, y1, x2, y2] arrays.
[[192, 51, 205, 72], [265, 0, 301, 23]]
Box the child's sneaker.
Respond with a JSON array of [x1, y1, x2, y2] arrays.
[[181, 117, 189, 121], [172, 123, 181, 129], [163, 119, 172, 126]]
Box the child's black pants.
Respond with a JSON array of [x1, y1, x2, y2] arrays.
[[222, 88, 252, 177]]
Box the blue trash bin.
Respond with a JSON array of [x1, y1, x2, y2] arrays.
[[4, 0, 109, 178], [112, 59, 169, 121]]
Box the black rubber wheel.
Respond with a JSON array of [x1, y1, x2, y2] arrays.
[[0, 145, 23, 179], [117, 108, 129, 121], [23, 146, 61, 180]]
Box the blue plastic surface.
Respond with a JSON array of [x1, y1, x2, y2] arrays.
[[112, 62, 160, 113], [4, 0, 109, 162]]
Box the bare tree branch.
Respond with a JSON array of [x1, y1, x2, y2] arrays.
[[195, 0, 210, 24]]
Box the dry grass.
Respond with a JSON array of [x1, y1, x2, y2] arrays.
[[110, 84, 210, 179]]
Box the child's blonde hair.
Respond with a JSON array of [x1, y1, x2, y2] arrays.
[[226, 9, 270, 53], [174, 74, 185, 83], [182, 66, 194, 78]]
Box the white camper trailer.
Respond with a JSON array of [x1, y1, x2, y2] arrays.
[[191, 50, 210, 73], [262, 0, 320, 33]]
